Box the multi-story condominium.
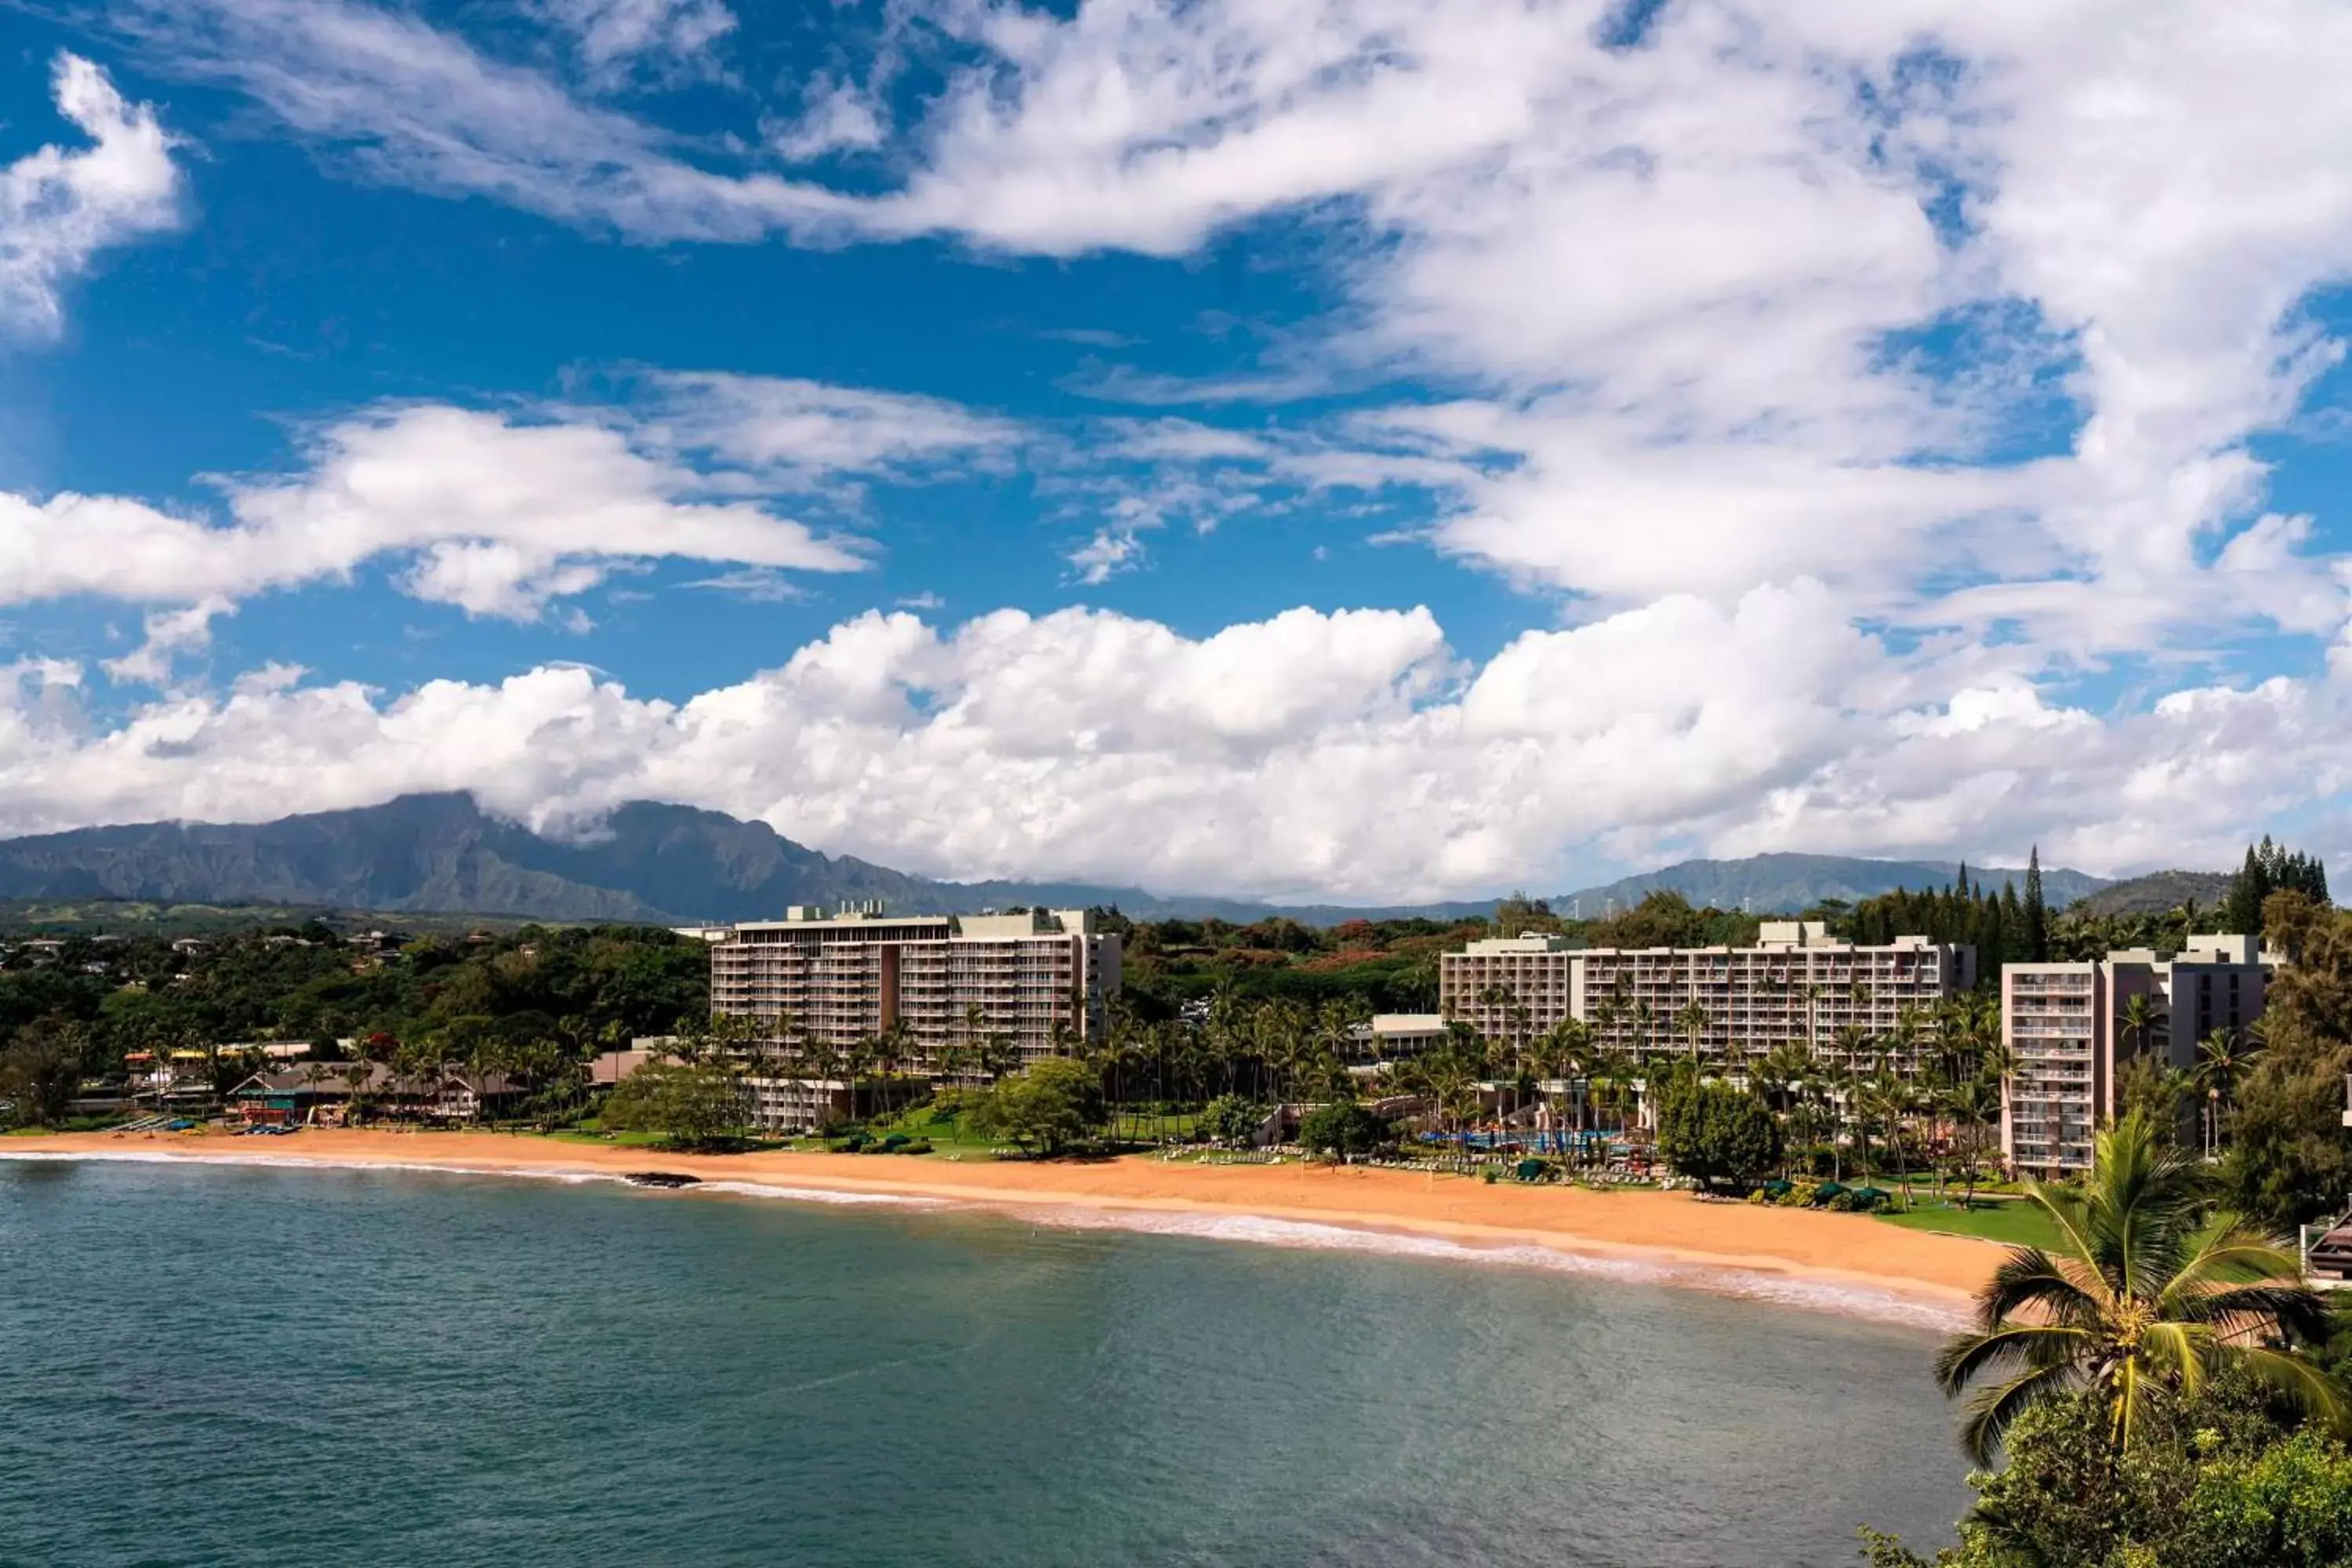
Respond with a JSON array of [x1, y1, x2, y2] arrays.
[[1439, 921, 1975, 1066], [709, 903, 1121, 1070], [2002, 933, 2274, 1177], [1439, 935, 1582, 1039]]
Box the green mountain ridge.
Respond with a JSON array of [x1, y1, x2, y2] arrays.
[[1556, 851, 2111, 916], [2067, 869, 2238, 918], [0, 797, 2224, 928]]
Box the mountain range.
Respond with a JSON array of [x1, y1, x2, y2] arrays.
[[1554, 852, 2111, 916], [0, 794, 1489, 926], [0, 795, 2186, 927]]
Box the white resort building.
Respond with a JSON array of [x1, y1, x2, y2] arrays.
[[708, 903, 1122, 1071], [1438, 921, 1976, 1067]]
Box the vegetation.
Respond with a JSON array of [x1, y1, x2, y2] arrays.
[[1933, 1112, 2341, 1465], [1864, 1378, 2352, 1568], [2223, 835, 2330, 940], [1876, 1202, 2065, 1252], [1199, 1094, 1270, 1145], [1655, 1078, 1779, 1190], [1298, 1101, 1394, 1162], [0, 920, 708, 1130], [0, 1024, 81, 1127], [598, 1058, 746, 1149], [2222, 891, 2352, 1229], [966, 1058, 1105, 1156]]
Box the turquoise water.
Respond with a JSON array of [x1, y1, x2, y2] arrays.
[[0, 1158, 1967, 1566]]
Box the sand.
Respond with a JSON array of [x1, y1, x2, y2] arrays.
[[4, 1128, 2002, 1321]]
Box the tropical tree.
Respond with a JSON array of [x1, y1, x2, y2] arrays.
[[1655, 1079, 1778, 1190], [1298, 1101, 1393, 1163], [967, 1058, 1103, 1156], [1672, 999, 1711, 1065], [1940, 1072, 2002, 1207], [0, 1024, 82, 1127], [2117, 992, 2170, 1065], [601, 1058, 746, 1149], [2194, 1026, 2262, 1158], [1933, 1111, 2343, 1465]]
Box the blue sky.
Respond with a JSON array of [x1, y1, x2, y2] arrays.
[[2, 0, 2350, 902]]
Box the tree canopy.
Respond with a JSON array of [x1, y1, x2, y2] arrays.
[[967, 1058, 1104, 1156], [1654, 1079, 1779, 1189]]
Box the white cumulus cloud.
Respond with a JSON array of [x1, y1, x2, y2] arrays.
[[2, 597, 2348, 901], [0, 53, 183, 333]]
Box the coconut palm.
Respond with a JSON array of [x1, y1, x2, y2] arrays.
[[2192, 1026, 2262, 1157], [1933, 1110, 2343, 1465], [1672, 999, 1711, 1065], [2116, 992, 2169, 1065], [1941, 1072, 2002, 1207]]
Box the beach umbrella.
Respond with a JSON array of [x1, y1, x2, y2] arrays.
[[1810, 1181, 1846, 1204]]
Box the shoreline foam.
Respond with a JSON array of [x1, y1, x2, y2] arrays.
[[2, 1131, 1994, 1330]]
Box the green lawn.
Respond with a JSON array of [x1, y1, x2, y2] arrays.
[[1878, 1198, 2065, 1251], [543, 1127, 679, 1149]]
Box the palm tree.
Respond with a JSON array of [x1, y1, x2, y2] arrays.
[[2116, 993, 2169, 1065], [1941, 1072, 2002, 1208], [2192, 1026, 2261, 1158], [1672, 999, 1711, 1066], [299, 1058, 333, 1127], [1933, 1110, 2343, 1465]]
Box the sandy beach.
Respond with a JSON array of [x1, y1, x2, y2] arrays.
[[4, 1128, 2002, 1320]]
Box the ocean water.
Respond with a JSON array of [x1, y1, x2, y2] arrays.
[[0, 1158, 1969, 1566]]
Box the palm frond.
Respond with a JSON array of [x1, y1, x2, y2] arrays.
[[2024, 1178, 2114, 1298], [2160, 1228, 2307, 1303], [1956, 1361, 2083, 1468], [2233, 1345, 2352, 1438], [1934, 1322, 2092, 1395], [2138, 1319, 2212, 1395], [1979, 1246, 2104, 1328], [2184, 1282, 2337, 1346]]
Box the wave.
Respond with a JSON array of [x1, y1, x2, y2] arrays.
[[1000, 1203, 1970, 1330], [0, 1149, 947, 1210], [2, 1149, 1962, 1328]]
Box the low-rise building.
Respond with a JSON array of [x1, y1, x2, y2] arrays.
[[229, 1065, 524, 1127], [1345, 1014, 1450, 1063], [742, 1076, 858, 1134], [2001, 933, 2274, 1176]]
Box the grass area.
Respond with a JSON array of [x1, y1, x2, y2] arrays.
[[1878, 1197, 2064, 1250], [543, 1127, 679, 1149]]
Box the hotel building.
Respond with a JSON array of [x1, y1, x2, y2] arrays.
[[2002, 933, 2274, 1177], [1439, 921, 1975, 1067], [708, 903, 1122, 1072]]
